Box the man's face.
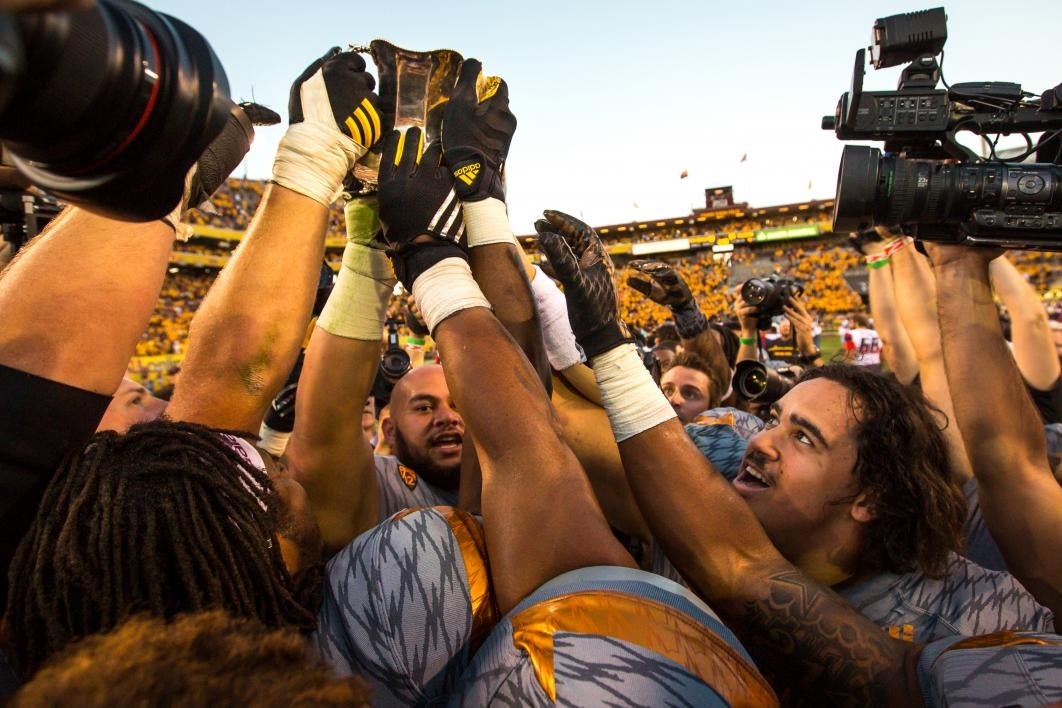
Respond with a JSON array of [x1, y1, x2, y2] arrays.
[[660, 365, 711, 423], [778, 319, 792, 338], [361, 396, 376, 445], [96, 377, 168, 433], [384, 365, 464, 490], [652, 347, 676, 370], [731, 378, 865, 567]]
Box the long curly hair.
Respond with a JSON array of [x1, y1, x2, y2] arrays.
[[799, 364, 966, 578], [4, 419, 319, 675]]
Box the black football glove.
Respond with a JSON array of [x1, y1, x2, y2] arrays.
[[288, 46, 384, 162], [535, 210, 634, 359], [627, 259, 708, 339], [442, 58, 517, 202], [378, 126, 466, 288]]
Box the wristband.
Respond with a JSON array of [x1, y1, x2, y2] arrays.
[[317, 243, 394, 341], [867, 257, 890, 270], [739, 337, 757, 346], [461, 197, 517, 248], [529, 265, 585, 370], [883, 236, 913, 258], [411, 257, 492, 333], [257, 423, 292, 458], [591, 343, 677, 442]]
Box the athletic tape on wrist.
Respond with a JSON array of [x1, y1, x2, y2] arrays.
[[530, 264, 585, 370], [317, 243, 394, 341], [591, 343, 677, 442], [411, 257, 492, 333], [272, 121, 364, 206], [461, 197, 516, 248], [258, 423, 291, 458]]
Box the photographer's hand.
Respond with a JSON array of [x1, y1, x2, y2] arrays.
[[535, 210, 633, 359], [733, 295, 760, 363], [783, 296, 821, 365], [273, 47, 384, 207]]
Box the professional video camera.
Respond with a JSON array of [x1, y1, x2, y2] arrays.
[[740, 275, 804, 330], [823, 7, 1062, 251], [0, 0, 233, 222]]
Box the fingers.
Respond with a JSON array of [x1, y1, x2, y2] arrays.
[[378, 130, 403, 184], [627, 275, 653, 297], [541, 209, 597, 256], [536, 226, 581, 284], [384, 127, 425, 173], [453, 58, 483, 104]]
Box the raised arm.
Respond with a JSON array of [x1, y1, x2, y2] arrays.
[[284, 200, 392, 552], [989, 254, 1061, 392], [540, 212, 922, 705], [930, 244, 1062, 618], [889, 241, 973, 482], [858, 231, 918, 383], [628, 259, 730, 404], [167, 49, 381, 434]]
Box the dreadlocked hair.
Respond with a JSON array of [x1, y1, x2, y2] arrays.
[[5, 418, 318, 676]]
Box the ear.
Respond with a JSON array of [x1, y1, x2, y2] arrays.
[[381, 414, 396, 445], [849, 490, 877, 524]]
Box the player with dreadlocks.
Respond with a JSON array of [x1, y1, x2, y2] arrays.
[[0, 45, 385, 681], [6, 421, 318, 673]]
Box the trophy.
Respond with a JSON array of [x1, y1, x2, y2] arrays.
[[350, 39, 464, 188]]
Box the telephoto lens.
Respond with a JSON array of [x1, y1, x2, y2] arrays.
[[733, 360, 798, 404], [0, 0, 233, 221]]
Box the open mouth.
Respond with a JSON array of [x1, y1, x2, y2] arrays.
[[733, 461, 771, 491], [431, 433, 462, 454]]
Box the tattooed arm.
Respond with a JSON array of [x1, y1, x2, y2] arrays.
[[618, 411, 923, 704]]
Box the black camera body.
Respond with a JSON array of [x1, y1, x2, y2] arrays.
[[741, 276, 804, 330], [824, 7, 1062, 251], [380, 318, 412, 384]]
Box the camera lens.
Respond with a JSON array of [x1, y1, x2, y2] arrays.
[[741, 278, 770, 307], [832, 145, 881, 233], [0, 0, 232, 221]]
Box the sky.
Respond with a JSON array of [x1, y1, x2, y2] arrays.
[[148, 0, 1062, 234]]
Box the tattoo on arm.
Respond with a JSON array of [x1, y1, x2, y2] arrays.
[[733, 569, 920, 706]]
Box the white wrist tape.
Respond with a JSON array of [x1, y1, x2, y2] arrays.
[[461, 197, 516, 248], [258, 423, 291, 458], [317, 243, 394, 341], [529, 265, 585, 370], [411, 257, 491, 333], [591, 343, 676, 442], [272, 121, 364, 206]]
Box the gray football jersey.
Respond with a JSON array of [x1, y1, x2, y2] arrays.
[[841, 552, 1054, 643], [373, 454, 457, 522]]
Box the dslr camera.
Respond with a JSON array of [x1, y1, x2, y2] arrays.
[[823, 7, 1062, 251], [740, 275, 804, 330], [0, 0, 233, 222]]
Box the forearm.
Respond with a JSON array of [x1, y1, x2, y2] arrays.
[[169, 185, 328, 431], [891, 246, 972, 481], [868, 264, 918, 382], [469, 243, 550, 391], [286, 329, 380, 551], [935, 252, 1062, 616], [0, 208, 173, 395], [989, 255, 1060, 390]]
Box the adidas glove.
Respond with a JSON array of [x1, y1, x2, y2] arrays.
[[273, 48, 384, 206], [378, 126, 466, 288], [627, 259, 708, 339], [442, 58, 516, 203], [535, 210, 634, 359]]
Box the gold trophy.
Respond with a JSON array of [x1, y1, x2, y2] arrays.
[[350, 39, 464, 188]]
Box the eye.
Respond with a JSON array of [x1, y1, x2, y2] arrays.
[[794, 430, 814, 447], [764, 413, 780, 429]]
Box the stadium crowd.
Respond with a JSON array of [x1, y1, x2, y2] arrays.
[[3, 41, 1062, 708]]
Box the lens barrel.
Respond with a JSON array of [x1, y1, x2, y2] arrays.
[[734, 360, 796, 404], [0, 0, 232, 222]]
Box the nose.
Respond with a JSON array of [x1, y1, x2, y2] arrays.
[[666, 390, 683, 410], [435, 403, 463, 429], [746, 425, 781, 461]]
